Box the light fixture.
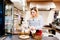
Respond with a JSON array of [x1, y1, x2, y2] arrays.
[[49, 2, 56, 8], [36, 4, 50, 10], [30, 2, 56, 10]]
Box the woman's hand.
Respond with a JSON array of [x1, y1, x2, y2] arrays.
[[30, 26, 36, 34], [30, 26, 36, 31]]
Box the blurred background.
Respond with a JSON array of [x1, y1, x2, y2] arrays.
[[0, 0, 59, 40]]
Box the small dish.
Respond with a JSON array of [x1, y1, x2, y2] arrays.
[[19, 35, 30, 39]]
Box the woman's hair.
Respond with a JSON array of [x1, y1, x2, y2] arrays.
[[31, 7, 38, 13], [30, 7, 39, 18]]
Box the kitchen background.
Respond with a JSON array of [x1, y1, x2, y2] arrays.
[[4, 0, 60, 40], [5, 0, 60, 33]]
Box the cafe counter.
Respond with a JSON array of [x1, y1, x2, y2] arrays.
[[0, 34, 59, 40]]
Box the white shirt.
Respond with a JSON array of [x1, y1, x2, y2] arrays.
[[28, 15, 44, 30]]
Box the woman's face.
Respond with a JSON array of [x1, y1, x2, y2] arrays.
[[31, 10, 37, 17]]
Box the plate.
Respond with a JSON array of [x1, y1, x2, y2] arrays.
[[19, 35, 30, 39]]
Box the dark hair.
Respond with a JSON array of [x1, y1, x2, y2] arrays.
[[31, 7, 37, 12]]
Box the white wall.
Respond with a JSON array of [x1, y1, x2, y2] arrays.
[[39, 10, 54, 25]]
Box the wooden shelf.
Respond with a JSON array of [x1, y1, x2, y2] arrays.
[[27, 0, 52, 2], [27, 0, 60, 2]]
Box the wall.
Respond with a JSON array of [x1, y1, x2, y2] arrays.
[[39, 11, 54, 25]]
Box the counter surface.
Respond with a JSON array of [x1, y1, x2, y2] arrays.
[[2, 35, 59, 40]]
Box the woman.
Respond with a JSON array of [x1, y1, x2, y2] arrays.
[[28, 7, 44, 37]]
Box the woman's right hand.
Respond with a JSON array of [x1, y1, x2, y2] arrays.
[[30, 26, 36, 31]]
